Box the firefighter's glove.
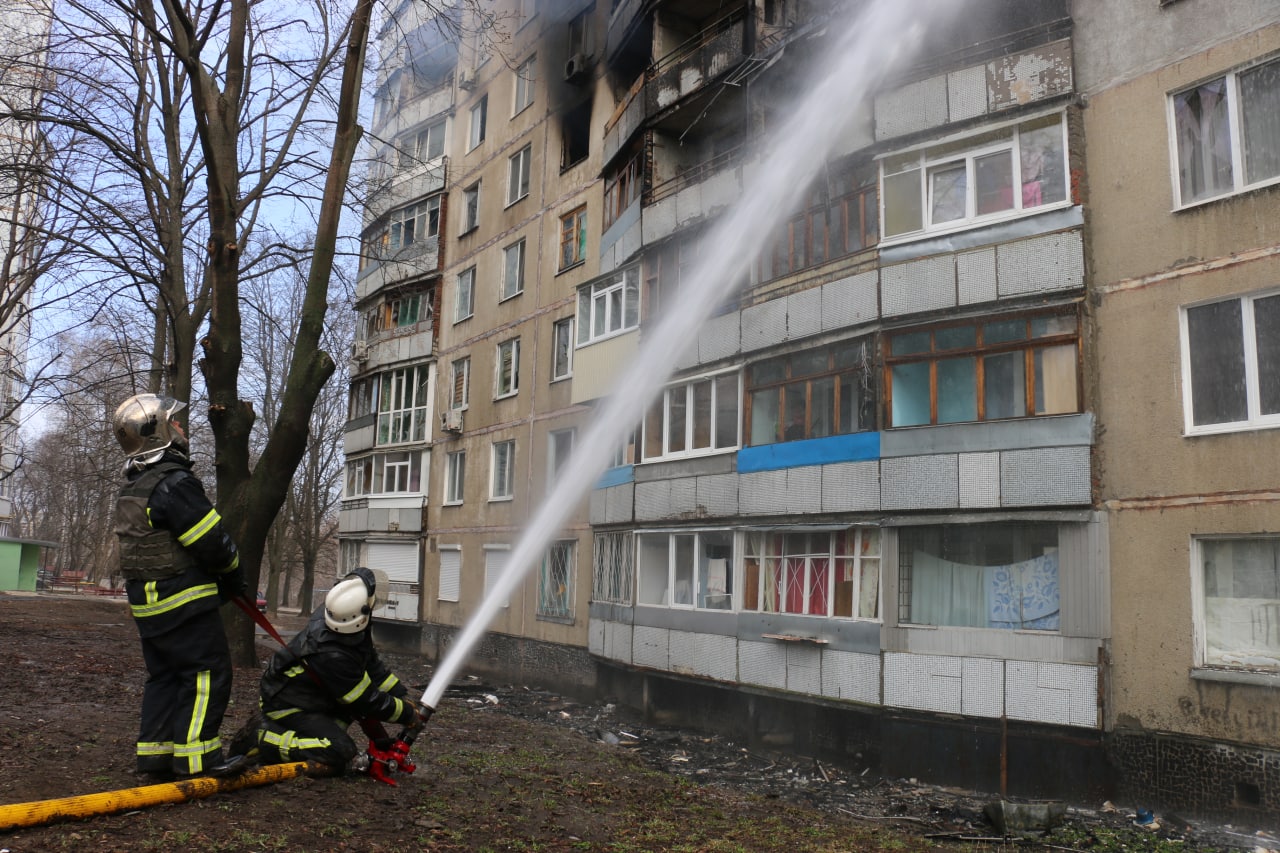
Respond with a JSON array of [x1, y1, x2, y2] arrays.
[[217, 567, 248, 603], [395, 697, 422, 726]]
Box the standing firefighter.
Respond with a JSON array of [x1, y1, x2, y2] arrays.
[[234, 568, 422, 774], [113, 393, 248, 780]]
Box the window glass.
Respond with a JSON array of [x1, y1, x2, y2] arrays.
[[1254, 294, 1280, 415], [891, 330, 931, 356], [642, 372, 740, 462], [935, 325, 977, 350], [984, 352, 1026, 420], [937, 357, 977, 424], [984, 318, 1026, 344], [1174, 79, 1234, 204], [975, 150, 1014, 215], [750, 386, 780, 445], [552, 317, 573, 380], [891, 362, 931, 427], [455, 267, 475, 323], [882, 167, 922, 238], [538, 541, 573, 619], [1187, 299, 1247, 426], [899, 523, 1060, 629], [714, 374, 738, 447], [743, 527, 878, 619], [746, 339, 877, 443], [929, 162, 967, 223], [1199, 538, 1280, 672], [1240, 60, 1280, 185]]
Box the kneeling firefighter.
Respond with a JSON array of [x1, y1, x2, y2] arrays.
[[234, 568, 423, 773]]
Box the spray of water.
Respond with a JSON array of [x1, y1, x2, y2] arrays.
[[421, 0, 955, 710]]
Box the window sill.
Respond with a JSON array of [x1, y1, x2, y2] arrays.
[[505, 194, 529, 209], [442, 501, 463, 507], [494, 392, 518, 401], [1190, 666, 1280, 687], [762, 633, 829, 645], [550, 373, 572, 384], [488, 495, 514, 503], [498, 291, 524, 304], [1171, 175, 1280, 213], [458, 226, 478, 238], [1184, 419, 1280, 439], [536, 612, 575, 626], [557, 260, 585, 275], [453, 314, 473, 325]]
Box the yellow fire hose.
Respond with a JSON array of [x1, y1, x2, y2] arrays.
[[0, 762, 330, 832]]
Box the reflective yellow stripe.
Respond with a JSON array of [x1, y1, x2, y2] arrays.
[[217, 554, 240, 573], [262, 729, 330, 760], [173, 737, 221, 758], [377, 673, 399, 692], [136, 741, 172, 756], [339, 672, 372, 705], [144, 581, 159, 605], [178, 509, 221, 547], [265, 707, 302, 721], [185, 670, 211, 762], [130, 583, 218, 618], [284, 665, 305, 679], [392, 697, 404, 720]]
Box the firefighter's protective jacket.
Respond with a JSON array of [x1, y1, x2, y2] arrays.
[[115, 452, 242, 637], [260, 607, 416, 726]]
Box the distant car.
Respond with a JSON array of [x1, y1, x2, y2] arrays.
[[256, 591, 267, 612]]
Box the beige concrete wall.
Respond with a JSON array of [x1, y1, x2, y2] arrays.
[[1086, 21, 1280, 745]]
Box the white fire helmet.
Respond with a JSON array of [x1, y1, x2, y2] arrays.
[[113, 394, 189, 462], [324, 567, 389, 634]]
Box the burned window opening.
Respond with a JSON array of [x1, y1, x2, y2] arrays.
[[561, 99, 592, 170]]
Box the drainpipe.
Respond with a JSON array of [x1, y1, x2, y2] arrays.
[[0, 762, 330, 831]]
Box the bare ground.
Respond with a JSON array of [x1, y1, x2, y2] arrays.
[[0, 593, 1269, 852]]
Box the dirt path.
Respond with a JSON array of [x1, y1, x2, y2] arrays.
[[0, 593, 1263, 852]]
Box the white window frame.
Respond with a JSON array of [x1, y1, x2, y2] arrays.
[[513, 55, 535, 115], [1179, 289, 1280, 436], [438, 545, 461, 602], [592, 531, 634, 605], [401, 118, 445, 167], [577, 266, 640, 346], [495, 338, 520, 398], [388, 196, 441, 251], [468, 95, 487, 151], [444, 450, 466, 505], [490, 439, 515, 501], [641, 369, 741, 463], [483, 545, 511, 607], [501, 239, 526, 300], [507, 144, 532, 206], [743, 526, 882, 621], [449, 357, 470, 410], [636, 529, 735, 611], [878, 109, 1070, 245], [1168, 55, 1280, 210], [547, 428, 574, 493], [340, 539, 365, 573], [551, 317, 573, 380], [345, 450, 428, 497], [376, 365, 430, 446], [1191, 534, 1280, 675], [455, 266, 476, 323]]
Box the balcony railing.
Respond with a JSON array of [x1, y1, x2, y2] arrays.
[[647, 142, 744, 206]]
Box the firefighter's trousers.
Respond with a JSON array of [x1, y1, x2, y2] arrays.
[[135, 608, 232, 776], [257, 711, 358, 771]]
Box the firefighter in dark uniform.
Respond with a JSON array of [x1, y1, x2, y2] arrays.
[[237, 568, 421, 773], [113, 393, 248, 779]]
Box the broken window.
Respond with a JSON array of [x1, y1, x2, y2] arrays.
[[758, 163, 877, 282], [897, 523, 1059, 630], [886, 310, 1078, 428], [377, 364, 431, 445], [747, 339, 877, 445], [455, 266, 475, 323], [743, 527, 880, 619], [881, 113, 1068, 240], [561, 99, 592, 170], [603, 148, 641, 227], [513, 54, 535, 115], [1171, 56, 1280, 207], [461, 183, 480, 234], [502, 239, 526, 299], [641, 370, 740, 462], [490, 439, 515, 500], [559, 206, 587, 269], [495, 338, 520, 398], [1196, 537, 1280, 672], [637, 530, 733, 610], [577, 266, 640, 345], [444, 450, 466, 504], [468, 95, 487, 150], [507, 144, 532, 205], [388, 196, 441, 251], [551, 317, 573, 380], [538, 540, 575, 619], [592, 531, 634, 605], [1182, 290, 1280, 432], [449, 357, 469, 409]]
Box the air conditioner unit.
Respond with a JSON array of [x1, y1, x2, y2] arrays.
[[350, 342, 369, 363], [458, 69, 476, 91], [441, 409, 464, 433], [564, 53, 589, 83]]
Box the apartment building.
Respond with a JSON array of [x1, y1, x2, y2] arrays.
[[1076, 1, 1280, 817], [343, 0, 1278, 816]]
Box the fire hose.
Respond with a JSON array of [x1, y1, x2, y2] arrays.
[[231, 595, 432, 786]]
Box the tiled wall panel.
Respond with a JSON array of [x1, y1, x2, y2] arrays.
[[696, 473, 739, 516], [882, 254, 955, 317], [1005, 661, 1098, 728], [957, 247, 998, 305], [786, 644, 823, 694], [786, 286, 824, 341], [996, 231, 1084, 297], [884, 652, 963, 714], [739, 640, 788, 690], [683, 631, 739, 681], [958, 452, 1001, 508], [1001, 446, 1091, 506], [874, 76, 949, 140], [740, 469, 788, 515], [634, 480, 670, 521], [821, 461, 881, 512], [821, 649, 881, 705], [947, 65, 988, 121], [633, 625, 670, 671], [961, 657, 1005, 719], [881, 454, 959, 510], [821, 271, 879, 332], [741, 298, 789, 353]]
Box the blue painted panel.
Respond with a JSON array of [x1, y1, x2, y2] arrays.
[[737, 432, 880, 473], [595, 465, 635, 489]]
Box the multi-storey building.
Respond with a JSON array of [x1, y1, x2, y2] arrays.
[[1076, 0, 1280, 817], [0, 0, 49, 536], [343, 0, 1278, 816]]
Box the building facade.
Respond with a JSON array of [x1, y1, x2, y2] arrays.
[[341, 0, 1280, 817], [1076, 0, 1280, 817]]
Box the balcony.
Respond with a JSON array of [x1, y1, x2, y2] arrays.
[[356, 236, 441, 302]]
